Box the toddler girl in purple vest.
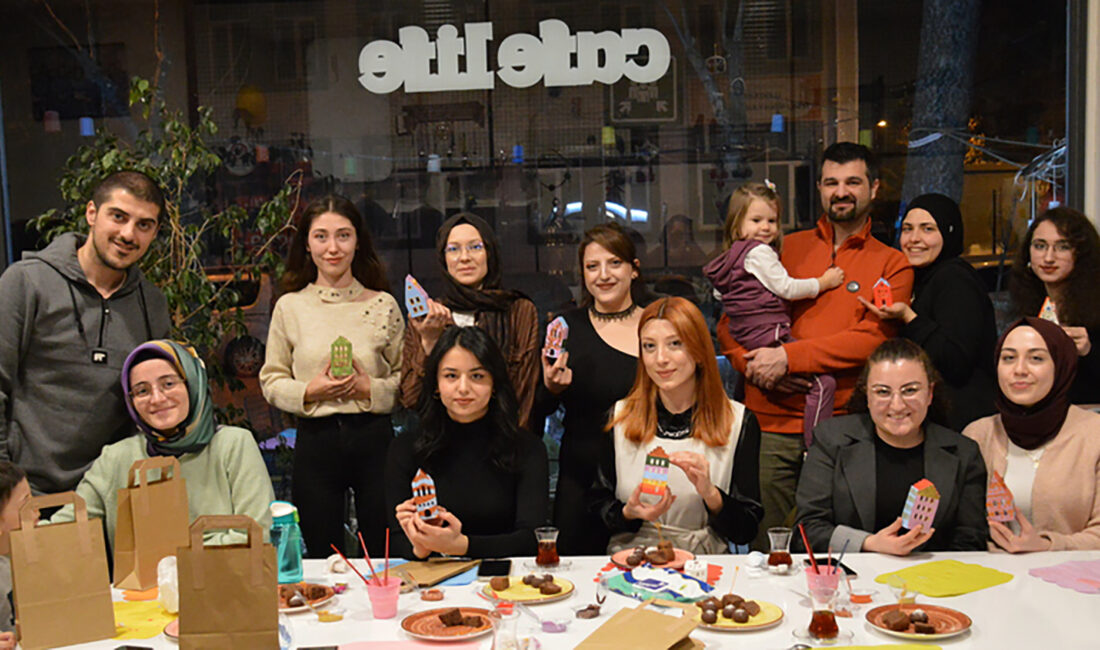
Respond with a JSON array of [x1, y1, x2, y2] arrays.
[[704, 182, 843, 446]]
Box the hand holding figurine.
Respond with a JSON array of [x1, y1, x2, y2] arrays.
[[862, 517, 934, 556], [858, 295, 916, 324], [541, 350, 573, 394], [817, 266, 845, 291], [622, 483, 675, 522], [989, 511, 1052, 553], [411, 299, 454, 354], [303, 361, 357, 404]]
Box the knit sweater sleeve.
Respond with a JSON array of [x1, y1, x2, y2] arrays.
[[205, 427, 275, 545], [259, 297, 311, 415], [360, 294, 405, 413]]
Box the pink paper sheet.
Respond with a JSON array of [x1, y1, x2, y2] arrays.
[[1028, 559, 1100, 594]]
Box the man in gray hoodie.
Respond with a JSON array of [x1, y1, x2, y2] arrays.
[[0, 171, 171, 494]]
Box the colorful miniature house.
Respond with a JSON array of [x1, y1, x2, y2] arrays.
[[872, 277, 892, 309], [986, 470, 1017, 523], [1039, 296, 1060, 323], [330, 336, 354, 377], [405, 274, 430, 318], [411, 469, 440, 521], [900, 478, 940, 531], [641, 446, 671, 496], [544, 316, 569, 359]]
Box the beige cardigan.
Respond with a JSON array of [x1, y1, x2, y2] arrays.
[[963, 405, 1100, 550]]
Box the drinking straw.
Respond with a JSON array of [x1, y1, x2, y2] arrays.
[[384, 527, 391, 583], [329, 544, 372, 588], [827, 546, 833, 572], [835, 539, 851, 574], [357, 531, 381, 585], [798, 523, 819, 574], [726, 565, 740, 594]]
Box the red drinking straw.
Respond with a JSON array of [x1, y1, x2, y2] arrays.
[[358, 531, 381, 585], [798, 523, 820, 574], [329, 544, 372, 587], [827, 546, 833, 572], [384, 527, 391, 583]]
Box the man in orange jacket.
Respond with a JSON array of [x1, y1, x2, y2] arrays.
[[718, 143, 913, 549]]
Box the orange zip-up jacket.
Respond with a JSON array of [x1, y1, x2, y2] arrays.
[[718, 216, 913, 434]]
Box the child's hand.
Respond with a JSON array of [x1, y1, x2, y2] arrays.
[[0, 631, 14, 650], [818, 266, 845, 291]]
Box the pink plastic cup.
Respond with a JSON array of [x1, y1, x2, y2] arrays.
[[366, 576, 402, 619], [805, 565, 844, 599]]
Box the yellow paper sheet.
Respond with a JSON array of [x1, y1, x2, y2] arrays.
[[112, 600, 177, 640], [874, 559, 1013, 597]]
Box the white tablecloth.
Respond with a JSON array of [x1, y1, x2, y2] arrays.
[[56, 551, 1100, 648]]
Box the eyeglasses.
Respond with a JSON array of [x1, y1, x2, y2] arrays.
[[130, 376, 185, 401], [869, 384, 927, 402], [444, 242, 486, 257], [1030, 239, 1073, 256]]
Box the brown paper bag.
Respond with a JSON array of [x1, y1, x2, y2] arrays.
[[10, 492, 116, 650], [576, 600, 701, 650], [178, 515, 277, 649], [114, 456, 190, 590]]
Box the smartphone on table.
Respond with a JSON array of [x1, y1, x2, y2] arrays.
[[476, 559, 512, 581]]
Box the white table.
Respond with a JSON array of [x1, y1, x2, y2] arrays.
[[59, 551, 1100, 648]]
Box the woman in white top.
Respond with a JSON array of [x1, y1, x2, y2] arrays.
[[260, 194, 403, 557], [591, 296, 762, 554], [964, 317, 1100, 551]]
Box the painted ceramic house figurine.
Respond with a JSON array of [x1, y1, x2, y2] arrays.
[[901, 478, 940, 531], [1039, 296, 1059, 323], [330, 336, 354, 377], [411, 469, 440, 522], [872, 277, 892, 309], [986, 470, 1017, 523], [641, 446, 671, 496], [405, 274, 430, 318], [544, 316, 569, 359]]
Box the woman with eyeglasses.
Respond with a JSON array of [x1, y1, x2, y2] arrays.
[[400, 213, 539, 428], [260, 194, 402, 558], [794, 338, 987, 555], [1009, 207, 1100, 405], [51, 340, 275, 550]]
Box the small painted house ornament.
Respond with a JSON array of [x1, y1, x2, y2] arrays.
[[544, 316, 569, 359], [330, 336, 354, 377], [405, 274, 430, 318], [986, 470, 1017, 523], [1039, 296, 1060, 323], [901, 478, 940, 531], [411, 468, 441, 522], [872, 277, 892, 309], [641, 446, 671, 496]]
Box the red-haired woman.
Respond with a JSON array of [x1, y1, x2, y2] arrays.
[[591, 297, 763, 553]]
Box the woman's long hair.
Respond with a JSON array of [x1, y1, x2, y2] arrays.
[[847, 338, 949, 425], [413, 326, 522, 473], [577, 222, 651, 308], [607, 297, 733, 446], [280, 194, 390, 294], [1009, 207, 1100, 329]]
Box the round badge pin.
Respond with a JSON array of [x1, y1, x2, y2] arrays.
[[846, 281, 861, 292]]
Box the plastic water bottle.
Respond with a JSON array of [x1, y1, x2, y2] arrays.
[[270, 501, 303, 584]]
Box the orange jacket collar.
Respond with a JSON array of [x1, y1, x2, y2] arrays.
[[813, 214, 873, 249]]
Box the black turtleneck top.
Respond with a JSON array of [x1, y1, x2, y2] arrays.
[[385, 415, 549, 559]]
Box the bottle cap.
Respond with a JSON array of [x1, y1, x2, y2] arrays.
[[270, 500, 299, 524]]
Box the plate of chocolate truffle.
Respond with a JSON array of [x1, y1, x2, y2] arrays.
[[691, 594, 784, 631], [866, 603, 972, 640], [611, 541, 695, 570], [483, 574, 575, 604], [401, 607, 494, 641], [277, 582, 335, 613]]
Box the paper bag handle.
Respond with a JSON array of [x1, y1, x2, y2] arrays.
[[18, 491, 93, 563], [127, 456, 182, 488], [187, 515, 266, 589]]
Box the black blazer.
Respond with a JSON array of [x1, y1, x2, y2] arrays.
[[794, 414, 988, 553]]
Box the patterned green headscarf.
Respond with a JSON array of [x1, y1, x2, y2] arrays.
[[122, 340, 218, 457]]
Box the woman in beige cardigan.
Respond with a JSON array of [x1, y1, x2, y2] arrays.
[[964, 317, 1100, 551]]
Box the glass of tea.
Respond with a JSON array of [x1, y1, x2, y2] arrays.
[[766, 526, 793, 573], [805, 565, 843, 640], [534, 526, 560, 567]]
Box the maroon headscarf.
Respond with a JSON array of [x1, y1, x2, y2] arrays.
[[994, 317, 1078, 449]]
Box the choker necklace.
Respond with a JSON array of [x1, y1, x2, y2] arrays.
[[590, 303, 637, 321]]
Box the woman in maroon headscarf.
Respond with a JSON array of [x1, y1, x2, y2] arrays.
[[963, 317, 1100, 551]]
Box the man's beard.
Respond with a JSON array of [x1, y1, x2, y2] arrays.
[[827, 200, 864, 223]]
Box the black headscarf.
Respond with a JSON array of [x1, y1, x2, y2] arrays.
[[435, 213, 525, 350], [994, 317, 1078, 450], [904, 193, 965, 297]]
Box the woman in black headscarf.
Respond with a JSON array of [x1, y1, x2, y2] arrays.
[[400, 213, 540, 428], [964, 317, 1100, 551], [860, 194, 997, 430]]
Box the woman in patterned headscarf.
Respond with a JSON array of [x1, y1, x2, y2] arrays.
[[51, 339, 275, 550]]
